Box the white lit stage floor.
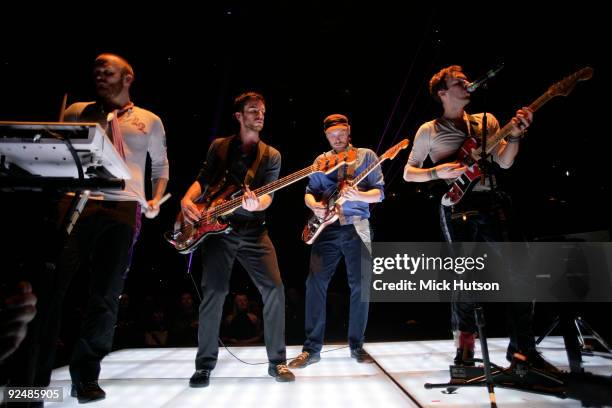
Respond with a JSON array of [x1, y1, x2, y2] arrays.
[[47, 337, 611, 407]]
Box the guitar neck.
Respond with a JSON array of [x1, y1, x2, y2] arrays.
[[481, 67, 593, 156], [212, 164, 316, 215], [349, 156, 387, 187], [485, 92, 554, 155], [330, 156, 387, 205]]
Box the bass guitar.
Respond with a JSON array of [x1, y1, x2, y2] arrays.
[[166, 150, 358, 254]]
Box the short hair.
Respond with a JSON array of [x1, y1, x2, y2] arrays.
[[233, 92, 265, 113], [429, 65, 463, 104], [95, 53, 135, 78]]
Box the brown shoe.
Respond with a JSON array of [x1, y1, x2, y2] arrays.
[[288, 351, 321, 368], [268, 364, 296, 382]]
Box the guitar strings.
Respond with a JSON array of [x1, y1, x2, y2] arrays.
[[173, 161, 337, 237], [175, 149, 405, 239]]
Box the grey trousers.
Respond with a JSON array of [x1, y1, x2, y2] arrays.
[[195, 222, 286, 370]]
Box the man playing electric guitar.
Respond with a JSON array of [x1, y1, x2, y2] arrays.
[[180, 92, 295, 387], [402, 65, 562, 373], [301, 138, 408, 245], [289, 114, 384, 369]]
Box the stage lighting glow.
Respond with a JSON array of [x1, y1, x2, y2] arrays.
[[46, 338, 611, 407]]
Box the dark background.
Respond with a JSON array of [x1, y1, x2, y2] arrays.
[[1, 3, 610, 349]]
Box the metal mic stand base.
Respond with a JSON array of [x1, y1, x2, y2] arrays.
[[424, 308, 568, 405]]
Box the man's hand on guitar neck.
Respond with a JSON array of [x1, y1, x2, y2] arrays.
[[241, 185, 260, 212], [510, 107, 534, 137], [241, 185, 274, 212], [340, 186, 362, 201]]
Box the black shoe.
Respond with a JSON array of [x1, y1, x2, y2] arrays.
[[453, 347, 475, 366], [508, 349, 561, 374], [70, 381, 106, 404], [268, 364, 295, 382], [288, 351, 321, 368], [525, 351, 561, 374], [189, 369, 211, 388], [350, 347, 374, 363]]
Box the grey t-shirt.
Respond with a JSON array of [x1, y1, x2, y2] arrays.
[[407, 112, 510, 190]]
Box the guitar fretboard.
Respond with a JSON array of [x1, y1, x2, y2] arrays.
[[208, 164, 317, 217], [485, 67, 593, 154], [349, 157, 386, 187]]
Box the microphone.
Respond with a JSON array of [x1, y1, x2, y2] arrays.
[[466, 63, 505, 93]]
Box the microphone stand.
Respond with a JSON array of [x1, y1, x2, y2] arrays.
[[478, 84, 496, 190], [476, 86, 504, 233], [479, 75, 512, 242], [480, 83, 488, 186], [471, 63, 505, 192]]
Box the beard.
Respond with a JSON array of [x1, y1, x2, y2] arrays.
[[246, 121, 264, 132], [96, 80, 124, 101]]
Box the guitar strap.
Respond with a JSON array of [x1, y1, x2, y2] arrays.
[[339, 146, 371, 247], [466, 114, 478, 142], [337, 146, 358, 225], [216, 135, 269, 188], [244, 140, 269, 187], [337, 145, 357, 181], [470, 114, 508, 237], [470, 113, 498, 190], [456, 114, 498, 211], [216, 135, 234, 182]]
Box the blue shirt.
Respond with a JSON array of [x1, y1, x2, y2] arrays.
[[306, 147, 384, 223]]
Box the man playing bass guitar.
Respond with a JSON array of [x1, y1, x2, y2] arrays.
[[180, 92, 295, 387]]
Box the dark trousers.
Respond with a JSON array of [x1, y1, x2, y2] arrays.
[[35, 199, 138, 385], [440, 192, 535, 354], [195, 222, 286, 370], [303, 222, 371, 354]]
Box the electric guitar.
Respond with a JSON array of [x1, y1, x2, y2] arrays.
[[165, 150, 357, 254], [301, 139, 409, 244], [441, 66, 594, 207]]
